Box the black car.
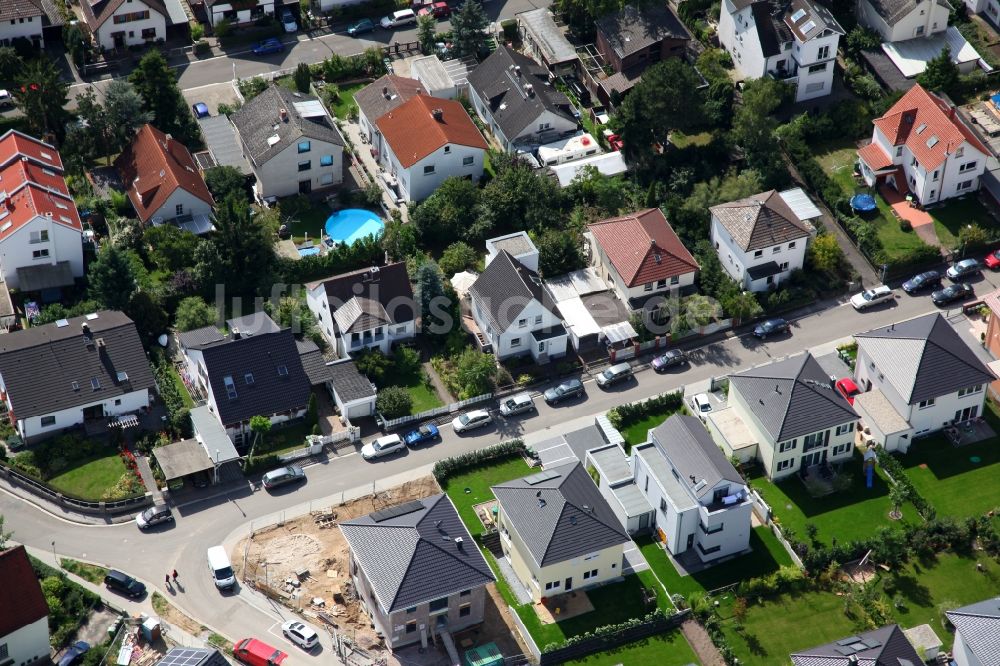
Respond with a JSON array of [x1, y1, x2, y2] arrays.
[[651, 349, 687, 371], [104, 570, 146, 598], [901, 270, 941, 294], [58, 641, 90, 666], [752, 318, 790, 339], [931, 282, 973, 306], [544, 378, 585, 404]]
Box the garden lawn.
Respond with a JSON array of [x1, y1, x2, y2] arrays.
[[398, 370, 443, 414], [47, 452, 127, 499], [900, 432, 1000, 518], [328, 82, 366, 120], [621, 406, 684, 452], [277, 198, 332, 243], [562, 630, 698, 665], [440, 457, 533, 532], [259, 421, 313, 456], [930, 196, 996, 250]]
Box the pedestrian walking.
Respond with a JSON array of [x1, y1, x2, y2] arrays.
[[172, 569, 178, 582], [165, 574, 170, 586]]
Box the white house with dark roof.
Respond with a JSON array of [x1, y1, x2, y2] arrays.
[[354, 75, 426, 165], [790, 624, 923, 665], [946, 596, 1000, 666], [81, 0, 168, 50], [340, 494, 495, 650], [710, 189, 816, 292], [0, 0, 59, 48], [0, 545, 49, 666], [492, 461, 630, 603], [857, 0, 951, 42], [719, 0, 844, 102], [853, 313, 996, 446]]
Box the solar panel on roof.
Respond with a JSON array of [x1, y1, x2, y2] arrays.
[[836, 637, 862, 646], [524, 470, 560, 485], [860, 639, 882, 649], [834, 646, 857, 656], [371, 499, 425, 522]]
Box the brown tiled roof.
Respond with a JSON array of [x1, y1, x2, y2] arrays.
[[376, 95, 487, 168], [80, 0, 167, 29], [0, 545, 48, 636], [589, 209, 698, 287], [354, 75, 425, 125], [710, 190, 811, 252]]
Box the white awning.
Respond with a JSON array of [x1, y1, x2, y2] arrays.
[[450, 271, 478, 299], [602, 321, 637, 345], [557, 296, 601, 338]]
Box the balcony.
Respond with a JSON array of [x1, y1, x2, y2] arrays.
[[767, 66, 799, 83], [349, 333, 385, 349]]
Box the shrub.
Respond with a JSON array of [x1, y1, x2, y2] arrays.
[[540, 610, 670, 653], [214, 18, 232, 38], [376, 385, 413, 418], [899, 218, 912, 232], [190, 22, 204, 41], [193, 40, 209, 56], [432, 439, 525, 482], [607, 391, 684, 430], [294, 62, 312, 93], [243, 453, 280, 474]]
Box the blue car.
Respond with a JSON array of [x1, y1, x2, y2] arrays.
[[59, 641, 90, 666], [251, 38, 285, 55], [404, 424, 440, 447], [192, 102, 210, 119]]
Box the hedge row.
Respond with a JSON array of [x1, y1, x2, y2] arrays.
[[540, 610, 670, 653], [432, 439, 525, 482], [607, 391, 684, 431], [244, 453, 280, 475], [875, 447, 934, 520]]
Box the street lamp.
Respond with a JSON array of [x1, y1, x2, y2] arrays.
[[51, 541, 57, 567]]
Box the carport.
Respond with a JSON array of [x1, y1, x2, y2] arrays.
[[153, 438, 214, 483]]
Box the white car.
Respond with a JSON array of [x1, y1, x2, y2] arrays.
[[692, 393, 713, 421], [361, 434, 405, 460], [281, 621, 319, 650], [499, 393, 535, 417], [850, 285, 893, 311], [0, 89, 12, 108], [452, 409, 492, 433]]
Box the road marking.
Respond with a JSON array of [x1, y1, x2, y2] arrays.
[[542, 455, 577, 468]]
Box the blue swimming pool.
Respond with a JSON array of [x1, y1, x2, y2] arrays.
[[325, 209, 384, 245], [298, 246, 321, 258]]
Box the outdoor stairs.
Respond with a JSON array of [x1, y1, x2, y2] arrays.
[[480, 531, 502, 557], [436, 628, 460, 666]]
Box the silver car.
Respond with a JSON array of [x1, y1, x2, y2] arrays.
[[452, 409, 492, 433], [499, 393, 535, 416]]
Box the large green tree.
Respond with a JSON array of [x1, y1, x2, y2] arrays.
[[144, 225, 199, 272], [193, 195, 276, 300], [438, 241, 478, 277], [416, 261, 447, 334], [88, 245, 139, 310], [204, 166, 248, 202], [129, 50, 200, 147], [535, 229, 584, 277], [75, 81, 153, 164], [918, 46, 960, 97], [411, 177, 481, 243], [15, 58, 68, 139], [174, 296, 217, 331], [417, 14, 437, 55], [732, 78, 792, 188], [0, 47, 22, 88], [450, 0, 488, 58], [474, 154, 564, 242]]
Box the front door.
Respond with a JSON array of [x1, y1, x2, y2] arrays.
[[686, 534, 694, 550], [299, 179, 311, 194], [638, 512, 650, 530], [564, 577, 572, 591], [112, 31, 125, 48]]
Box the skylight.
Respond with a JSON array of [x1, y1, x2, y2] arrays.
[[916, 123, 928, 134], [90, 377, 101, 390], [224, 375, 238, 400], [801, 19, 816, 33], [927, 136, 939, 148], [245, 373, 255, 385], [790, 8, 806, 22], [277, 365, 289, 377]]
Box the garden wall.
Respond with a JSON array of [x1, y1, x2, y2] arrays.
[[0, 464, 152, 515]]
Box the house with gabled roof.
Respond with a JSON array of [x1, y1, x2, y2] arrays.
[[857, 0, 951, 42], [0, 544, 49, 666], [355, 75, 426, 159], [0, 0, 62, 49], [791, 624, 922, 665], [858, 84, 990, 205], [80, 0, 169, 51], [588, 208, 699, 310], [340, 494, 495, 650], [492, 461, 630, 603], [947, 596, 1000, 666]]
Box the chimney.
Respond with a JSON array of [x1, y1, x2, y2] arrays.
[[232, 327, 241, 340], [383, 86, 390, 99], [81, 322, 92, 339], [514, 65, 521, 76], [279, 108, 289, 122], [525, 83, 534, 97], [454, 536, 464, 550], [165, 133, 172, 142], [431, 108, 444, 122]]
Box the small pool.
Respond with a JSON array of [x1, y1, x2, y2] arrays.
[[298, 246, 321, 258], [325, 209, 384, 245]]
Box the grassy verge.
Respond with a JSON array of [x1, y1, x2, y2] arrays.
[[47, 453, 128, 499], [208, 633, 234, 656], [168, 365, 194, 409], [59, 559, 108, 585], [151, 592, 170, 616]]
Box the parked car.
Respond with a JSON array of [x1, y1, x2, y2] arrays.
[[901, 270, 941, 294], [946, 258, 981, 280], [692, 393, 713, 421], [280, 621, 319, 650], [752, 317, 790, 339], [595, 362, 633, 388], [418, 1, 451, 18], [380, 9, 416, 28], [985, 249, 1000, 270], [207, 546, 236, 590], [499, 392, 535, 416], [347, 18, 375, 35], [651, 349, 687, 371], [261, 465, 305, 490], [104, 570, 146, 598], [280, 9, 297, 32], [233, 638, 288, 666], [251, 38, 285, 55], [0, 89, 12, 108], [452, 409, 492, 433], [403, 423, 440, 447], [932, 282, 973, 306], [361, 434, 405, 460], [135, 504, 174, 530], [850, 285, 894, 310], [58, 641, 90, 666], [544, 378, 584, 404], [835, 377, 861, 405], [191, 102, 210, 119]]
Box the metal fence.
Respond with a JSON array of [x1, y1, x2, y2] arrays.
[[377, 392, 494, 430]]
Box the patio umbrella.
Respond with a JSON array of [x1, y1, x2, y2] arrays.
[[450, 271, 478, 299]]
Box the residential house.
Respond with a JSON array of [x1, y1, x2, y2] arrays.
[[326, 358, 376, 420], [340, 494, 496, 650], [355, 75, 426, 163], [709, 189, 815, 292], [492, 461, 630, 603], [963, 0, 1000, 24], [790, 624, 923, 665], [853, 312, 995, 448], [0, 130, 84, 294], [467, 237, 568, 362], [588, 208, 699, 311], [857, 0, 950, 42], [718, 0, 844, 102], [589, 4, 691, 105], [115, 124, 215, 232], [0, 0, 61, 48], [177, 312, 312, 445], [467, 46, 578, 153], [946, 597, 1000, 666], [857, 84, 990, 205], [81, 0, 168, 50], [517, 8, 578, 77], [305, 262, 415, 358], [374, 95, 487, 203], [204, 0, 286, 27], [721, 352, 859, 480], [153, 404, 241, 486], [0, 545, 49, 666], [981, 289, 1000, 401], [0, 311, 156, 443], [231, 84, 345, 200]]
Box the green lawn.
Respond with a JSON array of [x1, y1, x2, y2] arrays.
[[440, 457, 533, 532], [670, 130, 713, 148], [60, 558, 108, 584], [396, 369, 443, 414], [638, 526, 793, 598], [47, 453, 128, 499], [562, 630, 699, 665], [258, 421, 314, 456], [327, 82, 366, 121], [900, 433, 1000, 518], [621, 407, 684, 452], [277, 198, 332, 244], [930, 196, 997, 250], [168, 365, 194, 409]]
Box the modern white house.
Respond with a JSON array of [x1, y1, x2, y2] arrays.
[[204, 0, 285, 26], [492, 462, 631, 603], [305, 263, 416, 358], [853, 313, 995, 448], [722, 352, 859, 480], [0, 545, 49, 666], [0, 0, 56, 49], [946, 597, 1000, 666], [374, 94, 488, 203], [718, 0, 844, 102], [709, 189, 816, 292], [857, 0, 950, 42], [81, 0, 168, 50], [857, 84, 990, 205], [231, 84, 345, 200], [0, 311, 156, 443]]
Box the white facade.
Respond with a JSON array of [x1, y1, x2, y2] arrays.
[[380, 141, 484, 203], [0, 216, 84, 290], [951, 630, 987, 666], [470, 295, 567, 361], [710, 216, 808, 292], [248, 138, 343, 200], [207, 0, 276, 26], [963, 0, 1000, 21], [94, 0, 166, 51], [0, 616, 49, 666], [857, 0, 950, 42], [0, 13, 44, 48], [305, 285, 416, 358], [6, 386, 150, 443], [592, 242, 696, 306], [467, 85, 577, 153], [148, 188, 213, 224]]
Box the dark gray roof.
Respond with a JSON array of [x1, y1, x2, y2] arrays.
[[595, 4, 690, 60], [469, 251, 553, 332], [296, 338, 331, 387], [0, 311, 155, 420], [492, 461, 629, 567], [232, 85, 344, 167], [178, 325, 224, 349], [354, 75, 426, 125], [790, 624, 922, 666], [340, 494, 495, 613], [16, 261, 76, 291], [855, 313, 996, 404], [863, 0, 951, 26], [730, 352, 858, 442], [327, 359, 375, 403], [946, 597, 1000, 663], [467, 46, 576, 140], [307, 263, 414, 334], [751, 1, 788, 58], [650, 415, 744, 499]]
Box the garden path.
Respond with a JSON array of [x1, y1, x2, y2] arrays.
[[881, 185, 945, 253], [680, 618, 726, 666]]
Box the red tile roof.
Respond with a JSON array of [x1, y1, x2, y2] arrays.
[[588, 208, 698, 287], [375, 95, 488, 169], [0, 182, 82, 241], [858, 141, 893, 171], [0, 130, 80, 240], [0, 545, 48, 637], [115, 124, 214, 223], [872, 84, 989, 171]]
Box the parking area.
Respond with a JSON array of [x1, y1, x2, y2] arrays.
[[181, 82, 241, 115]]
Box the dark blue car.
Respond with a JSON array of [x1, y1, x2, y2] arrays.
[[404, 424, 439, 447], [191, 102, 210, 118], [251, 38, 285, 55], [59, 641, 90, 666]]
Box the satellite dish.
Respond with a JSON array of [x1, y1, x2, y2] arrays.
[[157, 334, 169, 347]]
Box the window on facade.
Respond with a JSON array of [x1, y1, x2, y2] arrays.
[[803, 431, 826, 451], [582, 569, 598, 579], [670, 275, 679, 285], [0, 644, 7, 659], [298, 141, 311, 153], [958, 180, 974, 191], [518, 318, 527, 327], [773, 246, 781, 254], [656, 279, 667, 289], [753, 249, 763, 258], [41, 416, 55, 426], [405, 621, 417, 633], [779, 439, 797, 453], [320, 155, 333, 166], [320, 173, 335, 185], [29, 230, 48, 243], [463, 156, 474, 166], [896, 146, 903, 157], [424, 165, 435, 175], [659, 498, 667, 513], [956, 147, 964, 157], [510, 337, 521, 348], [779, 261, 789, 271], [545, 581, 560, 590], [406, 606, 417, 613], [832, 443, 851, 456], [958, 385, 983, 397], [429, 598, 448, 612], [808, 63, 828, 73], [113, 9, 149, 23], [533, 315, 542, 325], [459, 603, 471, 617], [175, 204, 184, 217], [539, 122, 550, 131], [835, 423, 852, 436], [32, 249, 49, 259], [297, 160, 311, 172], [817, 45, 830, 59], [777, 459, 792, 471], [960, 161, 979, 173], [443, 145, 451, 154], [918, 398, 936, 409], [915, 25, 925, 35]]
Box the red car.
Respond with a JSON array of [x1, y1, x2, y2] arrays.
[[606, 133, 623, 151], [417, 1, 450, 18], [835, 378, 861, 405], [233, 639, 287, 666], [985, 249, 1000, 270]]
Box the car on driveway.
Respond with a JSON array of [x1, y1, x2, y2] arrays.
[[280, 9, 297, 32], [651, 349, 687, 371], [850, 285, 894, 310], [234, 638, 287, 666], [361, 434, 405, 460], [901, 270, 941, 294], [0, 89, 12, 108], [281, 621, 319, 650], [932, 282, 973, 306], [58, 641, 90, 666], [452, 409, 492, 433], [251, 38, 285, 55], [135, 504, 173, 530], [752, 317, 789, 339], [835, 378, 861, 405], [104, 570, 146, 598], [191, 102, 210, 119], [262, 465, 305, 490], [499, 392, 535, 417], [347, 18, 375, 35], [946, 258, 981, 280], [986, 249, 1000, 270], [544, 378, 585, 404], [692, 393, 713, 421], [418, 2, 451, 17], [595, 362, 633, 388], [404, 423, 439, 447]]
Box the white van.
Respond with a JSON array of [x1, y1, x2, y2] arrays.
[[380, 8, 416, 28], [207, 546, 236, 590]]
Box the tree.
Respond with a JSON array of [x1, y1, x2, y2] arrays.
[[381, 214, 419, 262], [129, 50, 200, 147], [0, 47, 22, 88], [204, 166, 248, 202], [416, 261, 447, 334], [63, 23, 88, 69], [144, 225, 199, 272], [15, 58, 68, 139], [438, 241, 478, 276], [246, 415, 272, 462], [417, 14, 437, 55], [889, 483, 912, 520], [411, 177, 481, 243], [103, 79, 153, 152], [293, 62, 312, 93], [807, 234, 845, 274], [565, 166, 640, 217], [732, 78, 792, 188], [174, 296, 217, 331], [193, 194, 276, 300], [453, 348, 497, 399], [720, 290, 763, 325], [126, 291, 168, 342], [376, 385, 413, 418], [475, 154, 564, 242], [88, 245, 138, 310], [918, 46, 959, 97], [450, 0, 488, 58], [535, 229, 584, 277], [354, 349, 391, 383], [306, 393, 318, 430]]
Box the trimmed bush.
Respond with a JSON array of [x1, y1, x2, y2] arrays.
[[607, 391, 684, 431], [243, 453, 280, 474], [376, 386, 413, 419], [432, 439, 525, 482], [541, 610, 672, 653]]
